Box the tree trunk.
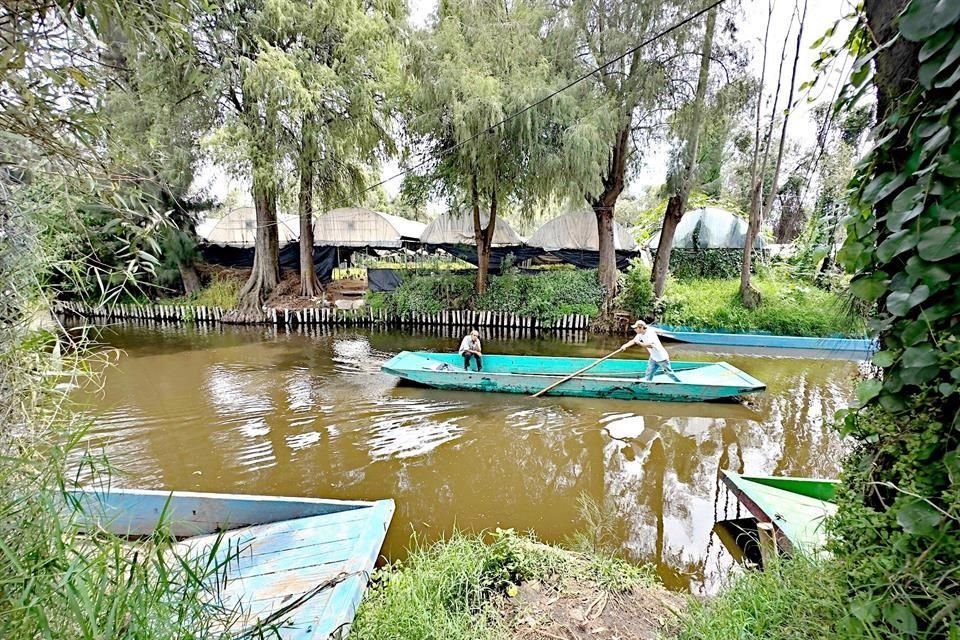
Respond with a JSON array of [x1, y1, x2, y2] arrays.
[[591, 124, 630, 315], [298, 115, 320, 298], [743, 0, 807, 307], [471, 175, 497, 295], [650, 5, 717, 298], [773, 195, 805, 243], [651, 196, 683, 296], [234, 171, 279, 316], [178, 261, 202, 295]]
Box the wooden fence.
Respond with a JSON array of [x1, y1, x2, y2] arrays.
[[53, 301, 593, 332]]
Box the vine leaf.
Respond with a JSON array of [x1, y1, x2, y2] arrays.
[[883, 603, 918, 635], [917, 225, 960, 260], [899, 1, 960, 42], [902, 344, 937, 368], [876, 229, 918, 262], [895, 498, 942, 536], [856, 379, 882, 406], [849, 272, 888, 300]]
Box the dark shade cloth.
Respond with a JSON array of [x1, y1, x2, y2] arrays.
[[430, 243, 546, 270], [367, 268, 404, 293], [546, 249, 640, 270], [199, 242, 355, 284]]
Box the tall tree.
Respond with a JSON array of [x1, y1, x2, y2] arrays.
[[650, 4, 717, 298], [740, 0, 808, 307], [258, 0, 402, 298], [563, 0, 704, 316], [406, 0, 607, 294]]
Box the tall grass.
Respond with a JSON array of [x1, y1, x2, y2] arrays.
[[352, 530, 555, 640], [660, 276, 866, 337], [1, 180, 254, 638], [676, 556, 853, 640]]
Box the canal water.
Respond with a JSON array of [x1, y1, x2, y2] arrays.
[[71, 322, 861, 594]]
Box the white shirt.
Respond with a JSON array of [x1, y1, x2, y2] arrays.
[[459, 335, 481, 354], [633, 327, 669, 362]]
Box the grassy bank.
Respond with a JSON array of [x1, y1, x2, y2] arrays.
[[676, 556, 852, 640], [352, 529, 684, 640], [659, 276, 865, 337]]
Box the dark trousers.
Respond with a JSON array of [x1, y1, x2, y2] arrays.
[[462, 352, 482, 371]]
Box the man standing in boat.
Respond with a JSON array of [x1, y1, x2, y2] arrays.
[[459, 329, 482, 371], [620, 320, 681, 382]]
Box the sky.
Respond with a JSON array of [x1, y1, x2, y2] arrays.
[[193, 0, 857, 211]]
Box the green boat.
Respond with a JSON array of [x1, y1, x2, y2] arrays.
[[721, 471, 839, 554], [381, 351, 766, 402]]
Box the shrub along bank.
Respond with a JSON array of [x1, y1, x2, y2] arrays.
[[619, 262, 866, 338], [366, 268, 603, 325]]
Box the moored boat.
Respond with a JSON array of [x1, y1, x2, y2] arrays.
[[654, 324, 876, 352], [720, 470, 839, 554], [381, 351, 766, 402], [66, 487, 394, 639]]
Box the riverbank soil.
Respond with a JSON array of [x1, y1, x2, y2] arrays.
[[498, 548, 686, 640]]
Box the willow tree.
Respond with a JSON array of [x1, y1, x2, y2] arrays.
[[405, 0, 609, 294], [253, 0, 403, 297], [562, 0, 704, 315], [650, 4, 717, 298]]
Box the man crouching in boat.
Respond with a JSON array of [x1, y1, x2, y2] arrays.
[[459, 329, 482, 371], [620, 320, 680, 382]]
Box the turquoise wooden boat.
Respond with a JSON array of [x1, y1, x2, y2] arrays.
[[721, 471, 839, 554], [66, 488, 394, 639], [654, 324, 876, 352], [381, 351, 765, 402]]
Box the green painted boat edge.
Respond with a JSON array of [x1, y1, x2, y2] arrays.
[[721, 471, 837, 554], [738, 474, 839, 502]]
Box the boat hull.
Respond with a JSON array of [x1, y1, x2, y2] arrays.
[[382, 352, 765, 402], [721, 471, 839, 554], [66, 488, 394, 639], [654, 324, 876, 352]]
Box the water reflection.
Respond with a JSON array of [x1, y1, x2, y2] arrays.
[[72, 322, 857, 593]]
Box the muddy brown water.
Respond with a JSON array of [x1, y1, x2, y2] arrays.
[[71, 322, 862, 594]]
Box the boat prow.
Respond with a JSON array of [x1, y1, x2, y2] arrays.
[[382, 351, 765, 402], [66, 487, 394, 639], [721, 471, 839, 555]]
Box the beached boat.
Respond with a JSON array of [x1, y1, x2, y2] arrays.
[[654, 324, 876, 352], [721, 471, 839, 554], [66, 487, 394, 639], [381, 351, 765, 402]]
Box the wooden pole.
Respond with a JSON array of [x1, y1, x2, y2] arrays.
[[757, 521, 779, 569], [530, 347, 623, 398]]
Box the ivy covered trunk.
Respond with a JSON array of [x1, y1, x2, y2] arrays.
[[830, 0, 960, 635], [298, 116, 320, 298], [234, 172, 279, 316]]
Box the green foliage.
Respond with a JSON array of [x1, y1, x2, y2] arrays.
[[616, 259, 655, 319], [676, 557, 851, 640], [669, 248, 755, 280], [352, 529, 553, 640], [659, 274, 865, 337], [371, 269, 602, 324], [172, 273, 241, 309], [829, 2, 960, 636]]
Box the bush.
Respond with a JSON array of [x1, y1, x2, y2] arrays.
[[669, 248, 749, 279], [676, 557, 852, 640], [371, 269, 602, 325], [616, 259, 655, 319]]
